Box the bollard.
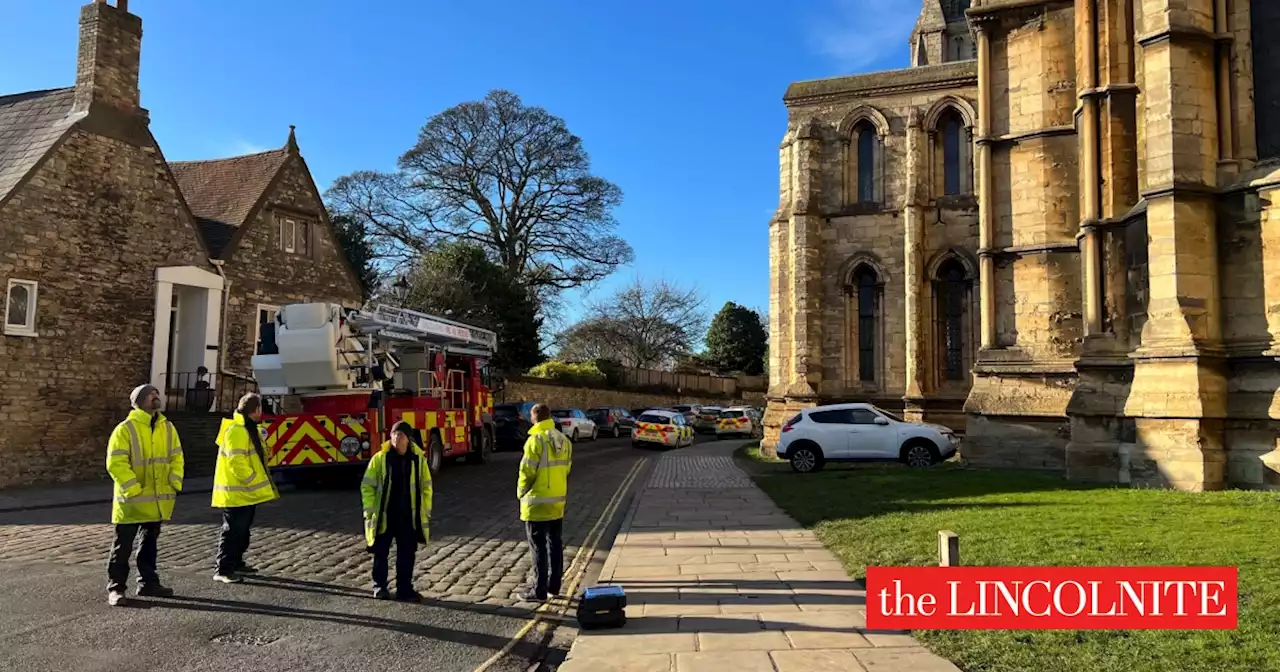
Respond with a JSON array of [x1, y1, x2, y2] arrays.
[[938, 530, 960, 567]]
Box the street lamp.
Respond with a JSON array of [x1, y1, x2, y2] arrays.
[[391, 276, 409, 303]]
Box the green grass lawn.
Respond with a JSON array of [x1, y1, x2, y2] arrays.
[[735, 447, 1280, 672]]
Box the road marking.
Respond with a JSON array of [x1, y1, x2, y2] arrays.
[[472, 456, 645, 672]]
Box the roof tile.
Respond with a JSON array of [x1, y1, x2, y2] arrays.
[[0, 88, 82, 205], [169, 149, 290, 258]]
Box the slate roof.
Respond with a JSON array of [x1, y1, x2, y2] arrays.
[[169, 148, 290, 258], [0, 88, 83, 206]]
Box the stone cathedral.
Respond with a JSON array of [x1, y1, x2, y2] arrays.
[[763, 0, 1280, 491]]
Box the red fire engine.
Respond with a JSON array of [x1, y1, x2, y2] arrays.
[[251, 303, 500, 480]]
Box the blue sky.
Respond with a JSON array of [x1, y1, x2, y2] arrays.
[[1, 0, 918, 335]]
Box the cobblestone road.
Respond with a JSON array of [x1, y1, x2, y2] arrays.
[[0, 438, 654, 609]]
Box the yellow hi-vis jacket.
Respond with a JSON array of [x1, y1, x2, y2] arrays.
[[107, 409, 184, 524], [211, 413, 279, 509], [518, 419, 572, 522], [360, 441, 433, 548]]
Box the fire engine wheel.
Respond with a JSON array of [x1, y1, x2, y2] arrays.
[[466, 427, 493, 465], [427, 432, 445, 476]]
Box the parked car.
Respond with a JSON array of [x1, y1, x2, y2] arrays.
[[694, 406, 723, 433], [587, 406, 635, 438], [552, 408, 598, 441], [671, 404, 702, 424], [493, 402, 536, 450], [631, 410, 694, 450], [776, 403, 959, 473], [715, 407, 760, 439]]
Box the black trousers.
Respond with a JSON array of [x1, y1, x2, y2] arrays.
[[107, 522, 162, 592], [371, 519, 418, 594], [525, 518, 564, 597], [215, 505, 257, 575]]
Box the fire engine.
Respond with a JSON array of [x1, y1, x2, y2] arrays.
[[250, 302, 500, 480]]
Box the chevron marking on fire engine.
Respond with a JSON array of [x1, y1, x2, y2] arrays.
[[271, 416, 357, 467]]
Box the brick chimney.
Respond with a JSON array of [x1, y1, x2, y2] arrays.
[[72, 0, 142, 115]]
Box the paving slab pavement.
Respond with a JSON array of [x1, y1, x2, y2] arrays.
[[559, 444, 960, 672], [0, 476, 216, 513]]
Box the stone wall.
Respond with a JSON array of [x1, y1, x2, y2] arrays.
[[962, 3, 1082, 466], [222, 155, 363, 375], [0, 125, 212, 487], [765, 53, 980, 451], [770, 0, 1280, 491], [500, 378, 760, 413]]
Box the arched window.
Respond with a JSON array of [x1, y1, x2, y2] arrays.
[[934, 259, 969, 382], [1254, 0, 1280, 159], [932, 106, 972, 198], [853, 265, 879, 382], [855, 121, 877, 204], [943, 114, 963, 195]]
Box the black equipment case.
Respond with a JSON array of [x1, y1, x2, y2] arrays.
[[576, 584, 627, 630]]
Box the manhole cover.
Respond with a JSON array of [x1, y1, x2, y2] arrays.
[[210, 632, 280, 646]]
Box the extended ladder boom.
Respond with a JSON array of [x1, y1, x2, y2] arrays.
[[345, 304, 498, 356], [252, 302, 498, 396]]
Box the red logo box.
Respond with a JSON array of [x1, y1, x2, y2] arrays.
[[865, 566, 1238, 630]]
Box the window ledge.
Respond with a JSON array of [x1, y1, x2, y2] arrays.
[[4, 326, 36, 338]]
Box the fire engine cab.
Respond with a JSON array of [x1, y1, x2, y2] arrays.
[[250, 302, 499, 479]]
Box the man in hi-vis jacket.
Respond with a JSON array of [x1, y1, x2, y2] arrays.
[[517, 403, 572, 602], [106, 384, 184, 606], [360, 421, 433, 602]]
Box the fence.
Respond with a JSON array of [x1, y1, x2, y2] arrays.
[[617, 368, 767, 396], [162, 371, 259, 414]]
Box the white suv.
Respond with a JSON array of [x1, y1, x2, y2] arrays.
[[775, 403, 959, 473]]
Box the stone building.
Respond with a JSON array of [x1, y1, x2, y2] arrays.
[[0, 0, 362, 487], [764, 0, 1280, 492]]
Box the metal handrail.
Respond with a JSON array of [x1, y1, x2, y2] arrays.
[[162, 371, 258, 413]]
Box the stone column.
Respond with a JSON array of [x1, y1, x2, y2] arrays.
[[903, 109, 927, 416], [763, 130, 796, 453], [1123, 0, 1227, 491], [1067, 0, 1138, 484], [975, 23, 997, 350], [787, 119, 825, 402]]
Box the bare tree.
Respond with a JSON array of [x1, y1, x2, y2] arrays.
[[326, 90, 633, 291], [554, 317, 620, 362], [556, 277, 707, 370]]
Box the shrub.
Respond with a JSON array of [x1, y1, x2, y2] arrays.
[[524, 360, 608, 386]]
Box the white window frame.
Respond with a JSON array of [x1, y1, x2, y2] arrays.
[[254, 304, 281, 352], [278, 216, 296, 253], [277, 214, 312, 256], [4, 279, 38, 337]]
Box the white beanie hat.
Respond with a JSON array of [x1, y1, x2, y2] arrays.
[[130, 384, 159, 409]]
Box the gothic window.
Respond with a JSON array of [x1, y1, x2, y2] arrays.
[[4, 279, 37, 337], [934, 259, 970, 382], [1254, 1, 1280, 159], [932, 106, 973, 198], [854, 265, 879, 382], [941, 0, 971, 22], [943, 114, 963, 195], [856, 122, 877, 204]]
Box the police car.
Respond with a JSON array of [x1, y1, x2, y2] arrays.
[[715, 407, 759, 439], [631, 409, 694, 449]]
